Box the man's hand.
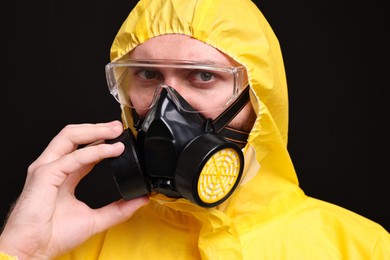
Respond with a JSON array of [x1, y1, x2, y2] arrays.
[[0, 121, 149, 259]]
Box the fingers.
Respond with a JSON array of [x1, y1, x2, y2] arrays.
[[92, 196, 150, 234], [29, 141, 125, 191], [59, 141, 125, 193], [24, 121, 126, 194], [32, 121, 124, 169]]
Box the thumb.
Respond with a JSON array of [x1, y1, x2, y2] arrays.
[[92, 196, 149, 234]]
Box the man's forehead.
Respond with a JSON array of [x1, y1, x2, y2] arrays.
[[128, 34, 234, 65]]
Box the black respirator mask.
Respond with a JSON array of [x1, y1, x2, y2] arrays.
[[106, 85, 250, 208]]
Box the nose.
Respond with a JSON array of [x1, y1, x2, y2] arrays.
[[163, 75, 182, 92], [157, 70, 196, 110]]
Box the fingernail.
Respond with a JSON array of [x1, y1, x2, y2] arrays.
[[112, 141, 124, 148]]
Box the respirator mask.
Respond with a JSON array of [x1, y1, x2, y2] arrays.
[[105, 59, 250, 207]]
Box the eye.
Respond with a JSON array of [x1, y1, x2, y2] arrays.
[[194, 71, 215, 82], [138, 69, 160, 80]]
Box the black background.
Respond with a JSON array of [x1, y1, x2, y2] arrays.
[[2, 1, 389, 232]]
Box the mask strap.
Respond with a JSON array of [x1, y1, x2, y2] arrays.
[[132, 108, 143, 131], [212, 86, 251, 148], [218, 126, 250, 148]]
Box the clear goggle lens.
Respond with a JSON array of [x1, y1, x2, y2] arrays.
[[105, 59, 247, 113]]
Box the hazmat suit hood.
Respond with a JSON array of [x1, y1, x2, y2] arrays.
[[111, 0, 302, 211], [110, 0, 302, 236], [56, 0, 390, 259], [106, 1, 305, 255]]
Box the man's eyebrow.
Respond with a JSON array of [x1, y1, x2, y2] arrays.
[[184, 61, 235, 67], [195, 59, 233, 66]]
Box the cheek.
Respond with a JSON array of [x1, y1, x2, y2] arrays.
[[200, 110, 221, 120], [227, 103, 256, 132], [135, 108, 149, 118]]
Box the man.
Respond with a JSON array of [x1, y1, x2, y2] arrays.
[[1, 0, 389, 259]]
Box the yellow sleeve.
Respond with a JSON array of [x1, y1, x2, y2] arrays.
[[0, 252, 18, 260]]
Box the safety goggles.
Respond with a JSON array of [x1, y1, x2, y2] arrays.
[[105, 59, 248, 113]]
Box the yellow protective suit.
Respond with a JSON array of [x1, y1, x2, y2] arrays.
[[57, 0, 390, 259]]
